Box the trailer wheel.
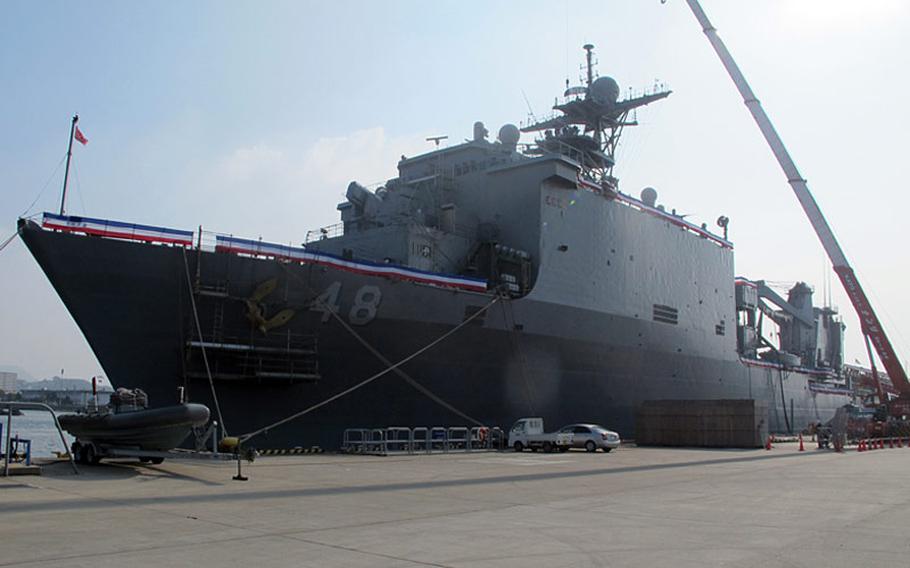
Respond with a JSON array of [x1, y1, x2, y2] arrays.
[[84, 444, 101, 465], [542, 441, 553, 453], [585, 440, 597, 453], [513, 441, 524, 452]]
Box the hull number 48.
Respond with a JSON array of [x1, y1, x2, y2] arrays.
[[310, 282, 382, 325]]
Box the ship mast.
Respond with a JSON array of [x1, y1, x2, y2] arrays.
[[520, 45, 671, 185], [584, 43, 595, 86], [59, 115, 78, 216], [583, 43, 603, 148]]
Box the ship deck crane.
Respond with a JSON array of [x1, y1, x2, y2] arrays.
[[680, 0, 910, 415]]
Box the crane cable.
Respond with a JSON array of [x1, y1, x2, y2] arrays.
[[238, 283, 500, 443]]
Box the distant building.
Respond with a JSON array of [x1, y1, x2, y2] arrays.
[[28, 376, 104, 391], [0, 371, 17, 394], [19, 389, 111, 410]]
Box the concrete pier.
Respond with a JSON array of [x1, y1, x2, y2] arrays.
[[2, 444, 908, 567]]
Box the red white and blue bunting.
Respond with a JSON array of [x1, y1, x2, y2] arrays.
[[42, 212, 194, 246], [216, 235, 488, 292]]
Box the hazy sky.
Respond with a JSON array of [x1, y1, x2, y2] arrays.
[[2, 0, 908, 381]]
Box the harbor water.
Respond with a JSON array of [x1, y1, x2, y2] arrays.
[[2, 409, 73, 458]]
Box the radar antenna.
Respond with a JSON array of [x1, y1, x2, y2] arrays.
[[425, 135, 448, 148], [521, 44, 671, 187]]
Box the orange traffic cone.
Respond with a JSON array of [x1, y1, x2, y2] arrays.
[[898, 438, 903, 448], [798, 434, 805, 452], [765, 435, 773, 450], [858, 439, 865, 452], [889, 438, 895, 449]]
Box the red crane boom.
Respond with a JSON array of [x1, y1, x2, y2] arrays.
[[682, 0, 910, 411]]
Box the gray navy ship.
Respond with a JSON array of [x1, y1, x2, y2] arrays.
[[19, 45, 852, 448]]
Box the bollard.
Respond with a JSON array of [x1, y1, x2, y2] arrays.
[[213, 421, 219, 458], [233, 455, 248, 481]]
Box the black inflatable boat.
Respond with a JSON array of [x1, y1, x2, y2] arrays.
[[59, 388, 210, 451]]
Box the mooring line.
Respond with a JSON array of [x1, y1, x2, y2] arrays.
[[237, 282, 500, 443], [279, 263, 494, 426], [181, 247, 227, 434], [0, 231, 17, 254]]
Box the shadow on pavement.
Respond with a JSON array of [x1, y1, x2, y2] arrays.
[[3, 450, 824, 513]]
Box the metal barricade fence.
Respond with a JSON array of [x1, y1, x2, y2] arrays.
[[341, 425, 501, 456], [342, 428, 369, 453], [490, 427, 506, 451], [385, 427, 412, 454], [430, 427, 448, 452], [412, 427, 430, 454], [447, 427, 469, 452], [367, 429, 386, 454]]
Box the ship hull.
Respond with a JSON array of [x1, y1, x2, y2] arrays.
[[20, 221, 850, 449]]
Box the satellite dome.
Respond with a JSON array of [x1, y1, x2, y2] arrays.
[[590, 76, 620, 106], [498, 123, 520, 148], [640, 187, 658, 207]]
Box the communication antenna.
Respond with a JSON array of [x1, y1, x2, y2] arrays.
[[425, 135, 448, 148], [521, 90, 538, 123]]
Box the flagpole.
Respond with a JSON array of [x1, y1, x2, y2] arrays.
[[59, 114, 78, 216]]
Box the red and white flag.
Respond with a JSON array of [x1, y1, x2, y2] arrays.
[[74, 125, 88, 145]]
